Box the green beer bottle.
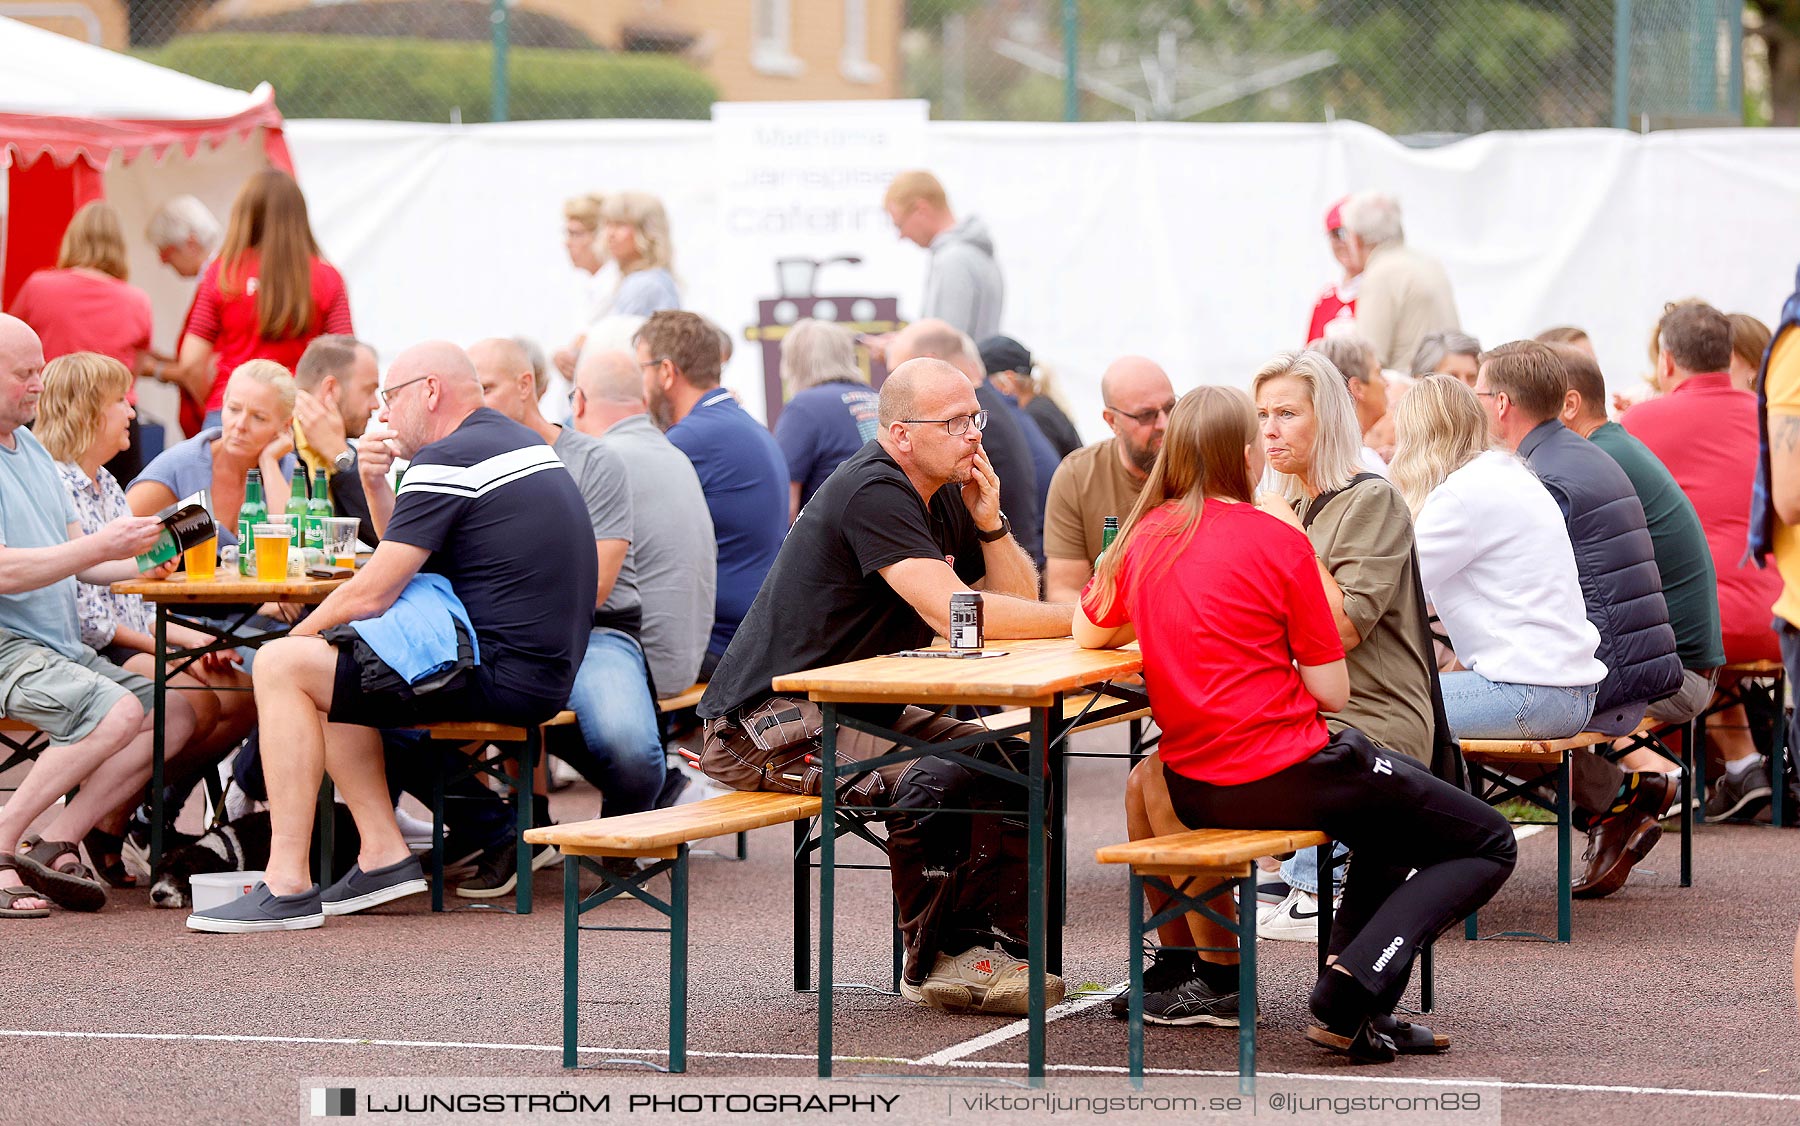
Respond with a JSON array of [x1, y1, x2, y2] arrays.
[[285, 465, 309, 528], [238, 469, 266, 576], [306, 467, 333, 551], [1100, 515, 1120, 558]]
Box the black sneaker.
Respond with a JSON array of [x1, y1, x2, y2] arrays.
[[1110, 948, 1199, 1019], [1140, 973, 1243, 1027], [454, 840, 521, 899], [1707, 760, 1773, 822]]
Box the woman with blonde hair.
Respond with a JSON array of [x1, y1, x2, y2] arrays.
[[7, 201, 156, 480], [1239, 350, 1434, 943], [1728, 313, 1772, 392], [162, 169, 352, 432], [40, 353, 254, 883], [773, 318, 878, 521], [600, 191, 680, 317], [1388, 374, 1604, 739], [1078, 384, 1514, 1063], [128, 359, 299, 545]]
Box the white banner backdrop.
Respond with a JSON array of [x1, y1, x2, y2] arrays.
[[283, 116, 1800, 443]]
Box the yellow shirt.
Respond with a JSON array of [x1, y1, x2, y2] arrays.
[[1765, 332, 1800, 626]]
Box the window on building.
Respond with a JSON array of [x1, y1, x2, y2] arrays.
[[752, 0, 804, 76], [840, 0, 881, 84]]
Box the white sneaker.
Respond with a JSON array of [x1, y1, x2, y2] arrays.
[[1257, 887, 1323, 942], [899, 945, 1065, 1015], [394, 806, 435, 850]]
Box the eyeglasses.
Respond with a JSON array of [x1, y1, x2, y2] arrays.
[[1106, 401, 1176, 426], [639, 357, 669, 372], [1472, 390, 1501, 399], [901, 410, 988, 435], [377, 375, 431, 408]]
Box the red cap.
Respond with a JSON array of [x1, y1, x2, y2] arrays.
[[1324, 196, 1349, 234]]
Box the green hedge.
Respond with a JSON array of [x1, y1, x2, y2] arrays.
[[140, 34, 716, 121]]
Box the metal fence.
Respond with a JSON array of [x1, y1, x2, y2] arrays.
[[102, 0, 1745, 134], [909, 0, 1745, 136]]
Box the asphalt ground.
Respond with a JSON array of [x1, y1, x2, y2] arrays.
[[2, 723, 1797, 1125]]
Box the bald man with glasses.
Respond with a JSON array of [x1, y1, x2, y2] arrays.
[[1043, 356, 1176, 604]]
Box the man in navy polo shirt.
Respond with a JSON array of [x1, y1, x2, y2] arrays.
[[639, 311, 787, 679]]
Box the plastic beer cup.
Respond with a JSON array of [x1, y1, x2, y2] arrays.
[[184, 536, 217, 581], [324, 518, 360, 569], [253, 524, 292, 582]]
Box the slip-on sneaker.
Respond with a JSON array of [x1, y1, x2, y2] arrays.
[[320, 856, 428, 917], [187, 882, 323, 933]]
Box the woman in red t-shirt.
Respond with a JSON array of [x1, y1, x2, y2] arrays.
[[1076, 384, 1514, 1064], [7, 201, 155, 481], [158, 169, 352, 434]]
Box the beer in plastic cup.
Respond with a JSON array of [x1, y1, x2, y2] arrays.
[[184, 536, 218, 581], [323, 517, 360, 569], [253, 524, 292, 581]]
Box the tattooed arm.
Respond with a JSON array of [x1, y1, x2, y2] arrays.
[[1771, 411, 1800, 527]]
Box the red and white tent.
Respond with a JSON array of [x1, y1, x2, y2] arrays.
[[0, 15, 289, 327]]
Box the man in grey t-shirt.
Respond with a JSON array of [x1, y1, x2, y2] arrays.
[[472, 339, 668, 849], [571, 348, 716, 700]]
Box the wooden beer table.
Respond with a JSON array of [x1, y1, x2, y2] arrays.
[[770, 637, 1146, 1081], [111, 570, 350, 864]]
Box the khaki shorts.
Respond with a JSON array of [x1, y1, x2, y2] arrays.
[[0, 632, 153, 747]]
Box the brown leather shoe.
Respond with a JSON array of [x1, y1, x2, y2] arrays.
[[1572, 772, 1672, 900]]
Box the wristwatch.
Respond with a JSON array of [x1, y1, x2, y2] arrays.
[[976, 513, 1012, 543], [332, 447, 356, 476]]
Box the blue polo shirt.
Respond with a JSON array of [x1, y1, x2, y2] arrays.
[[665, 389, 788, 658]]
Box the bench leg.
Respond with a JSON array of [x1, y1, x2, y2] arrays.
[[669, 845, 689, 1073], [1773, 695, 1790, 828], [1694, 704, 1709, 825], [515, 733, 536, 916], [1556, 755, 1572, 943], [736, 830, 748, 860], [1678, 720, 1693, 887], [562, 857, 578, 1068], [1419, 942, 1434, 1013], [793, 819, 811, 993], [317, 778, 335, 885], [1236, 872, 1256, 1094], [1127, 870, 1145, 1087], [1314, 842, 1334, 977], [891, 898, 904, 994], [1127, 718, 1146, 768], [431, 764, 446, 913]]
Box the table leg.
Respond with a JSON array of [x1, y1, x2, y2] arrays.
[[1028, 706, 1048, 1084], [1047, 695, 1066, 976], [816, 703, 837, 1079], [562, 857, 579, 1068], [150, 605, 168, 867]]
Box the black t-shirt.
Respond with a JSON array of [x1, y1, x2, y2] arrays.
[[384, 408, 599, 703], [698, 440, 986, 720]]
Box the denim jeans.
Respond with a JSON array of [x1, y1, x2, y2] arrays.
[[1440, 671, 1598, 740], [1280, 839, 1349, 896], [555, 628, 666, 817]]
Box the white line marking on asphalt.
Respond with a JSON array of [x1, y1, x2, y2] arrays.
[[1514, 824, 1546, 841], [0, 1028, 1795, 1103], [912, 989, 1115, 1065]]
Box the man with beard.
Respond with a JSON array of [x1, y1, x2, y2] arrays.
[[638, 311, 787, 678], [1042, 357, 1176, 603]]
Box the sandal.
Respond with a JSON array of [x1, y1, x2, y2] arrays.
[[0, 881, 49, 919], [83, 827, 137, 889], [13, 841, 107, 912]]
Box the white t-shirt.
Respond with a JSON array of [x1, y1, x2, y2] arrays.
[[1415, 449, 1606, 688]]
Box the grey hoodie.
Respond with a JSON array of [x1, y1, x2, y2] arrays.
[[920, 215, 1004, 339]]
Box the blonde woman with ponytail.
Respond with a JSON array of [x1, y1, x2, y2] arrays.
[[1389, 375, 1603, 739], [1078, 383, 1515, 1064]]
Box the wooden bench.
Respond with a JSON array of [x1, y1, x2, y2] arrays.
[[526, 792, 824, 1072], [1459, 720, 1696, 943], [656, 683, 707, 714], [1097, 828, 1333, 1086], [360, 709, 579, 916]]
